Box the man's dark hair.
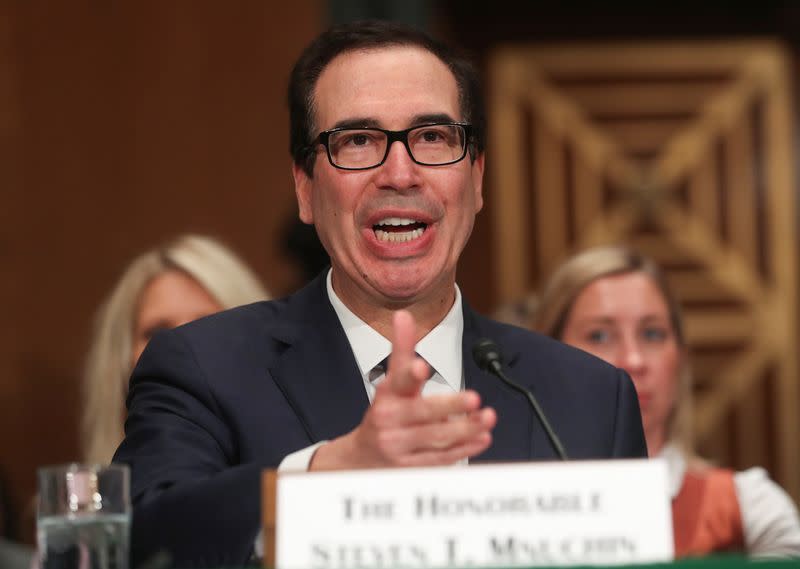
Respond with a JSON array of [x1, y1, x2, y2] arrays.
[[288, 20, 486, 176]]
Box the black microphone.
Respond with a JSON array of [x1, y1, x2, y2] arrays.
[[472, 338, 569, 460]]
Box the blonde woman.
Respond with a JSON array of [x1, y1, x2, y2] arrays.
[[81, 235, 269, 464], [534, 246, 800, 558]]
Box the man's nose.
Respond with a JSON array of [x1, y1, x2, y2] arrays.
[[375, 140, 421, 191]]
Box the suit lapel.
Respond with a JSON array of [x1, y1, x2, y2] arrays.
[[267, 274, 370, 443], [266, 280, 547, 459], [462, 303, 534, 462]]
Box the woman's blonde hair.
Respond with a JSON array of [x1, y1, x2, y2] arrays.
[[81, 234, 269, 464], [532, 245, 693, 454]]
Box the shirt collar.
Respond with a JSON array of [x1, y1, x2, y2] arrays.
[[415, 288, 463, 392], [326, 269, 463, 392]]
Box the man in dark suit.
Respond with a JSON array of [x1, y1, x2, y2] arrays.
[[115, 20, 647, 568]]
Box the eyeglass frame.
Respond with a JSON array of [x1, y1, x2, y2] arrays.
[[311, 122, 474, 171]]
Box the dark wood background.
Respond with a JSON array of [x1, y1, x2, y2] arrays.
[[3, 0, 800, 542], [1, 1, 326, 540]]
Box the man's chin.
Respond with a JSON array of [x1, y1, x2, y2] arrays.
[[371, 273, 451, 306], [333, 259, 453, 306], [375, 283, 425, 305]]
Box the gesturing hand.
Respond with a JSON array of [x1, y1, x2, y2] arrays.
[[311, 310, 496, 470]]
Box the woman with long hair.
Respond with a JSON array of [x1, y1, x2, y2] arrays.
[[81, 234, 269, 464], [534, 246, 800, 558]]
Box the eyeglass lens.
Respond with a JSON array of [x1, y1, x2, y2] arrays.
[[327, 124, 466, 169]]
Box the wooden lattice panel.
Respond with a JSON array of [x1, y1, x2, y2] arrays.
[[489, 41, 799, 502]]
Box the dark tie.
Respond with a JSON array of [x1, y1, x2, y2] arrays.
[[369, 354, 434, 386], [368, 357, 389, 385]]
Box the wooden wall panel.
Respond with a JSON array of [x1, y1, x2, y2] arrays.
[[489, 42, 799, 502], [1, 1, 321, 540], [0, 0, 23, 539]]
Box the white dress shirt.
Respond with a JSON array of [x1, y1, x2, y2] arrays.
[[278, 270, 464, 471], [660, 443, 800, 557], [254, 275, 466, 558]]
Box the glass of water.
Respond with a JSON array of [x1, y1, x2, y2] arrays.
[[37, 463, 130, 569]]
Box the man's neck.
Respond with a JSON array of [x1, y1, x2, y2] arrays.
[[330, 270, 457, 342]]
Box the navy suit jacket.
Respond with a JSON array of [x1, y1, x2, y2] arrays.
[[114, 273, 646, 567]]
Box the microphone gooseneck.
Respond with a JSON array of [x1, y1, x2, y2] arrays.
[[472, 338, 569, 461]]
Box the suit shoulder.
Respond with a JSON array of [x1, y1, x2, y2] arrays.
[[174, 274, 328, 342], [158, 298, 290, 360]]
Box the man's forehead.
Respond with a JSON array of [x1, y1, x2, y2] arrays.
[[311, 45, 460, 131]]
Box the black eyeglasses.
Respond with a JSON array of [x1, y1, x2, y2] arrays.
[[314, 122, 472, 170]]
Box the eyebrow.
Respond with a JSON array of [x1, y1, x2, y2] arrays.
[[579, 314, 669, 326], [640, 315, 670, 324], [410, 113, 458, 126], [579, 316, 616, 326], [328, 113, 459, 131], [330, 118, 382, 130]]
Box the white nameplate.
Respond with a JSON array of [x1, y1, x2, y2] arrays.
[[274, 459, 673, 569]]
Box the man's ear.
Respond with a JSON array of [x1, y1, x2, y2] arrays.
[[293, 162, 314, 224], [471, 152, 485, 213]]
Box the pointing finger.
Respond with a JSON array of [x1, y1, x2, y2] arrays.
[[386, 310, 422, 397]]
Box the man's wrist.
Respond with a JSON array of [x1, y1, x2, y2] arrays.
[[309, 431, 363, 471]]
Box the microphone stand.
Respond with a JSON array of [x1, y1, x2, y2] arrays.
[[474, 339, 569, 461]]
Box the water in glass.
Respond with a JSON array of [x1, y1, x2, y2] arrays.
[[38, 513, 129, 569]]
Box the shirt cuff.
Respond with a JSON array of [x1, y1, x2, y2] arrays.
[[278, 441, 328, 472], [253, 441, 330, 558]]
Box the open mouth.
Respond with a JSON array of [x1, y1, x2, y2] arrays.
[[372, 217, 428, 243]]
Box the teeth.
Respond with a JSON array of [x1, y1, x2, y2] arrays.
[[377, 217, 418, 227], [375, 227, 425, 243]]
